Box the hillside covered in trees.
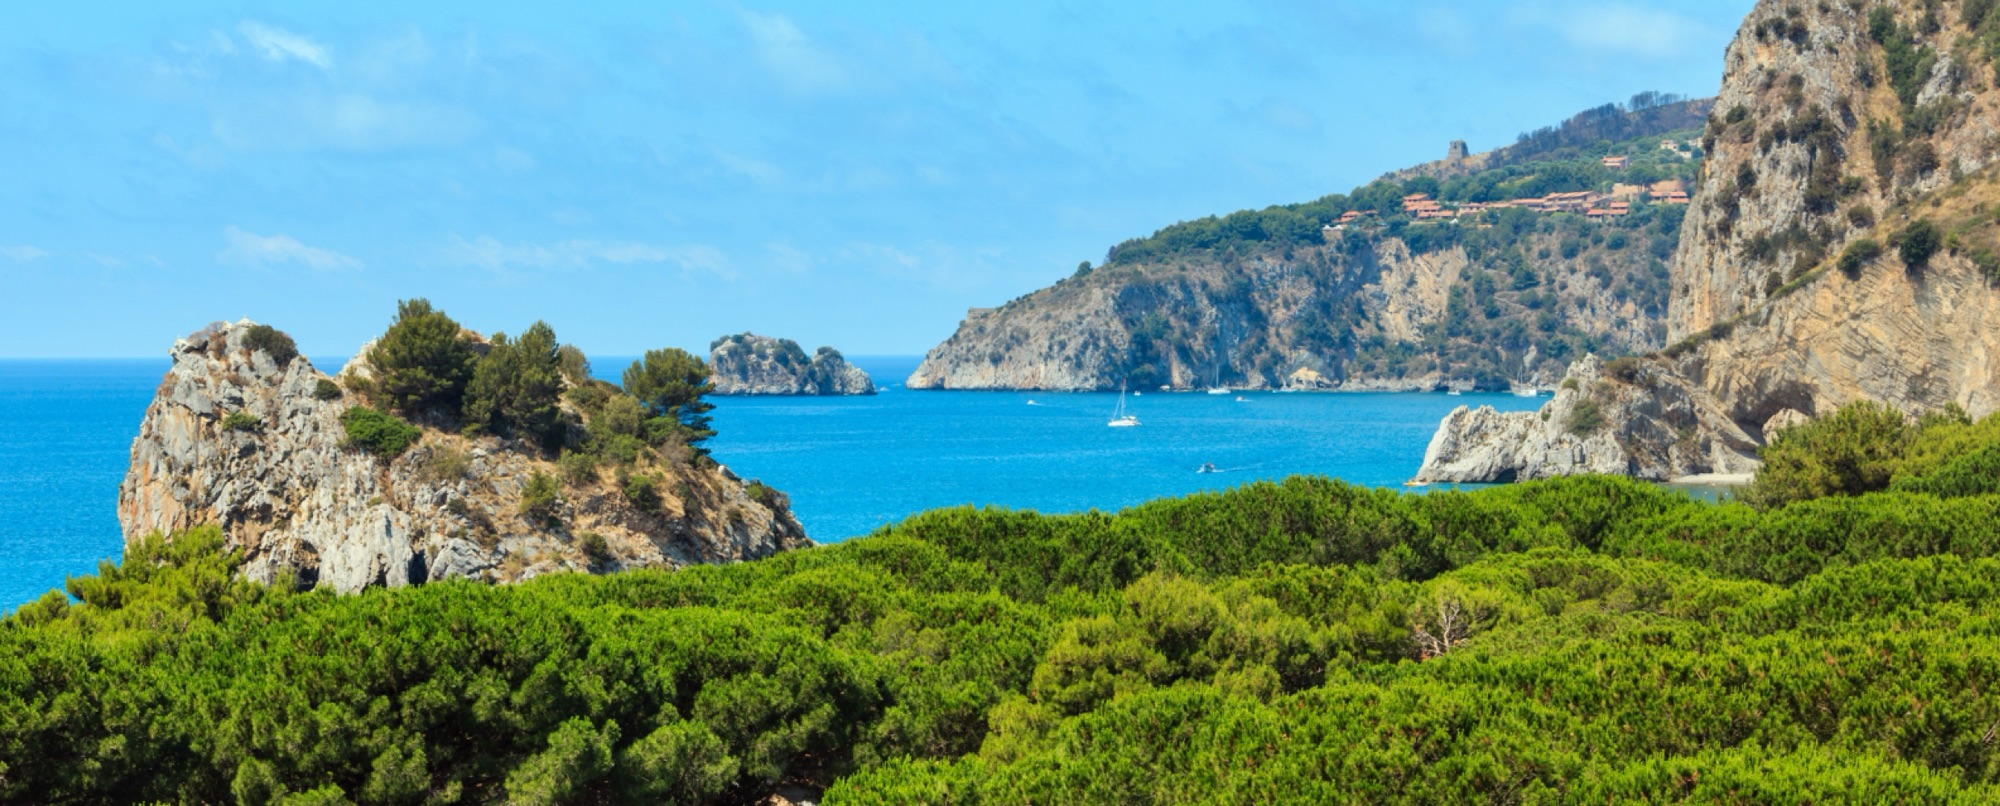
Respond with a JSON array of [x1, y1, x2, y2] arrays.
[[907, 96, 1708, 393], [15, 403, 2000, 802]]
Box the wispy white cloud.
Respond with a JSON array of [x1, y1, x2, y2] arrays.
[[766, 242, 816, 273], [738, 10, 851, 95], [219, 226, 360, 270], [0, 246, 49, 262], [839, 241, 1002, 291], [1515, 3, 1707, 60], [713, 149, 785, 185], [237, 21, 332, 70], [444, 235, 729, 274]]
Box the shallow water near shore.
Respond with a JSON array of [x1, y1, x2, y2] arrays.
[[0, 356, 1547, 612]]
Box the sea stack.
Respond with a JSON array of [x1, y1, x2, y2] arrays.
[[709, 333, 876, 396], [118, 319, 810, 594]]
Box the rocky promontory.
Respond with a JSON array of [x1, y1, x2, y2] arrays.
[[119, 318, 810, 594], [710, 333, 875, 396], [1412, 355, 1761, 483], [906, 98, 1707, 393]]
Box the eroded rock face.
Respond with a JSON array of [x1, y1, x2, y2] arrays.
[[906, 232, 1665, 393], [1427, 0, 2000, 483], [1412, 356, 1762, 483], [1672, 0, 2000, 423], [710, 333, 875, 396], [120, 320, 811, 594]]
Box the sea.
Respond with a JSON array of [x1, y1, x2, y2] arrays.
[[0, 356, 1545, 613]]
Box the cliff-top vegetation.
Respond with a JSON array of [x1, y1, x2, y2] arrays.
[[13, 402, 2000, 802], [913, 96, 1707, 394]]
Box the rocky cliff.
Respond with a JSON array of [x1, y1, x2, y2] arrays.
[[710, 333, 875, 396], [908, 99, 1709, 393], [1413, 355, 1761, 483], [120, 320, 810, 594], [909, 221, 1676, 393], [1669, 0, 2000, 423], [1417, 0, 2000, 482]]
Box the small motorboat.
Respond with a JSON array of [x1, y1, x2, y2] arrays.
[[1197, 463, 1220, 474], [1234, 395, 1247, 402]]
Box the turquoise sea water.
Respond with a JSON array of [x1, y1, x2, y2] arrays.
[[0, 357, 1543, 612]]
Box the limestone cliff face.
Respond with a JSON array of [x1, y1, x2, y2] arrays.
[[710, 333, 875, 396], [1672, 0, 2000, 423], [908, 229, 1669, 393], [1413, 356, 1762, 483], [119, 320, 810, 594], [1418, 0, 2000, 483]]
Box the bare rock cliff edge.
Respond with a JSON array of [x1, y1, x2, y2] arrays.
[[1421, 0, 2000, 482], [1413, 355, 1761, 484], [119, 320, 810, 594]]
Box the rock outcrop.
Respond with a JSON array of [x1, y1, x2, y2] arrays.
[[1664, 0, 2000, 426], [1662, 0, 2000, 424], [1421, 0, 2000, 482], [710, 333, 875, 396], [1413, 355, 1762, 483], [120, 320, 811, 594], [908, 227, 1673, 393], [903, 95, 1717, 394]]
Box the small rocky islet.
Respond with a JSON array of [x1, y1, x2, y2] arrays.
[[708, 332, 875, 396]]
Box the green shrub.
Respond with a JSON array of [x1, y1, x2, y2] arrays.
[[623, 472, 661, 513], [747, 480, 786, 512], [1742, 401, 1909, 510], [366, 299, 478, 417], [557, 451, 598, 487], [1602, 356, 1644, 384], [1567, 399, 1605, 436], [1973, 247, 2000, 281], [520, 471, 562, 523], [220, 411, 263, 433], [341, 406, 422, 458], [1838, 238, 1883, 277], [241, 324, 299, 366], [1896, 219, 1942, 270], [576, 531, 612, 565], [311, 378, 342, 401], [556, 344, 591, 386]]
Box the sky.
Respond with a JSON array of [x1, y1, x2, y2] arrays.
[[0, 0, 1755, 359]]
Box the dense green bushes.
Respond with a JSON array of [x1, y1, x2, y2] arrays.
[[340, 405, 422, 458], [241, 324, 299, 366], [19, 412, 2000, 802]]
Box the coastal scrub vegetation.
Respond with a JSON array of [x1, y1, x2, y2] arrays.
[[1078, 108, 1697, 392], [241, 324, 298, 367], [19, 407, 2000, 800], [341, 299, 727, 514], [340, 405, 422, 458]]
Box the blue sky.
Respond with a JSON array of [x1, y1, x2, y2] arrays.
[[0, 1, 1753, 359]]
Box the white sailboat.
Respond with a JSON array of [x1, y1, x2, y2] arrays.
[[1109, 382, 1141, 427]]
